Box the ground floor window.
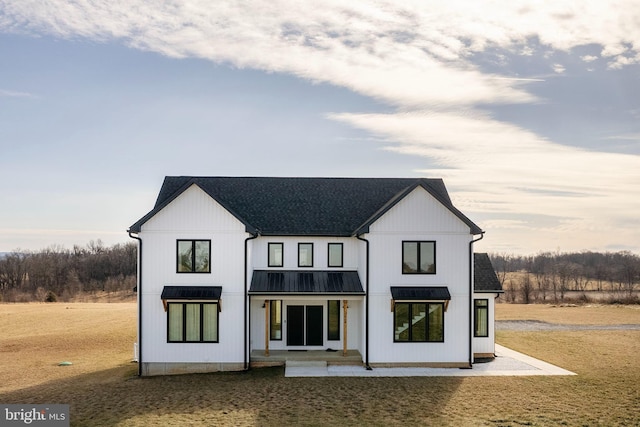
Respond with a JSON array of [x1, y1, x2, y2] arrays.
[[394, 302, 444, 342], [327, 300, 340, 340], [270, 300, 282, 340], [474, 299, 489, 337], [167, 302, 218, 343]]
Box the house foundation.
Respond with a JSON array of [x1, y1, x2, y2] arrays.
[[141, 362, 245, 376]]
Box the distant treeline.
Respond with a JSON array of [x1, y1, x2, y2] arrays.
[[489, 251, 640, 304], [1, 243, 637, 304], [0, 240, 136, 302]]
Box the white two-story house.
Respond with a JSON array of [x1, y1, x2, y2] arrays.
[[128, 177, 502, 376]]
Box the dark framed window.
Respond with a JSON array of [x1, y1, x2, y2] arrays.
[[328, 243, 343, 267], [268, 243, 283, 267], [474, 299, 489, 337], [298, 243, 313, 267], [167, 302, 218, 342], [328, 300, 340, 340], [177, 240, 211, 273], [402, 241, 436, 274], [270, 300, 282, 340], [394, 302, 444, 342]]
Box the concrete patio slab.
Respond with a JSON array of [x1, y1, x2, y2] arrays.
[[284, 344, 576, 377]]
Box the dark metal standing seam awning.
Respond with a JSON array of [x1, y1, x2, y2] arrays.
[[390, 286, 451, 311], [160, 286, 222, 311], [249, 271, 365, 295]]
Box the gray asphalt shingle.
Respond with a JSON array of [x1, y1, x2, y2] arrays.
[[474, 253, 503, 292]]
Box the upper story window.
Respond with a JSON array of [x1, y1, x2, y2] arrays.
[[177, 240, 211, 273], [268, 243, 283, 267], [298, 243, 314, 267], [402, 241, 436, 274], [328, 243, 343, 268]]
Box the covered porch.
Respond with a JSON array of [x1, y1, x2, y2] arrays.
[[250, 349, 363, 368], [248, 270, 366, 361]]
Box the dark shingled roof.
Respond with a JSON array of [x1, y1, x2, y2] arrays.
[[160, 286, 222, 300], [129, 177, 482, 235], [474, 253, 503, 293], [249, 270, 364, 295], [390, 286, 451, 301]]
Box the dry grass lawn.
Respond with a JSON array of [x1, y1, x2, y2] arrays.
[[496, 302, 640, 324], [0, 303, 638, 426]]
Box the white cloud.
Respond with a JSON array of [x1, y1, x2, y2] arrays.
[[607, 54, 637, 69], [480, 219, 529, 230], [2, 1, 640, 106], [601, 43, 629, 57], [581, 54, 598, 62], [0, 89, 36, 98], [552, 63, 566, 74], [604, 133, 640, 141]]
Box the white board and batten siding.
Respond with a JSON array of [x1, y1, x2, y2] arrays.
[[366, 186, 474, 365], [139, 184, 248, 368], [473, 293, 497, 356]]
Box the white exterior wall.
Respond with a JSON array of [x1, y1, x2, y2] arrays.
[[366, 187, 473, 365], [139, 185, 248, 369], [473, 293, 497, 356]]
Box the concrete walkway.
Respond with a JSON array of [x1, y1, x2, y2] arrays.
[[284, 344, 576, 377]]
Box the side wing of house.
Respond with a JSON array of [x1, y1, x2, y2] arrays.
[[136, 184, 248, 375], [473, 253, 503, 359], [366, 185, 477, 367]]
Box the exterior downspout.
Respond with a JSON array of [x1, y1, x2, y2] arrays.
[[128, 232, 142, 377], [356, 234, 372, 370], [468, 232, 485, 368], [244, 232, 259, 371]]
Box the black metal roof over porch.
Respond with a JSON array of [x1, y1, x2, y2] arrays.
[[249, 270, 365, 295]]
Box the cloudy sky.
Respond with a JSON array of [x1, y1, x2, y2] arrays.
[[1, 1, 639, 255]]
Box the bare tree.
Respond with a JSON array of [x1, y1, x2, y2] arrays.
[[616, 252, 639, 297], [0, 251, 27, 290], [521, 270, 534, 304], [491, 253, 512, 289]]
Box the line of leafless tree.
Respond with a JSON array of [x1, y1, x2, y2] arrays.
[[2, 243, 636, 304], [490, 251, 640, 304], [0, 240, 136, 302]]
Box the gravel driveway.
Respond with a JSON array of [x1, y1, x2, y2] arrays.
[[496, 320, 640, 331]]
